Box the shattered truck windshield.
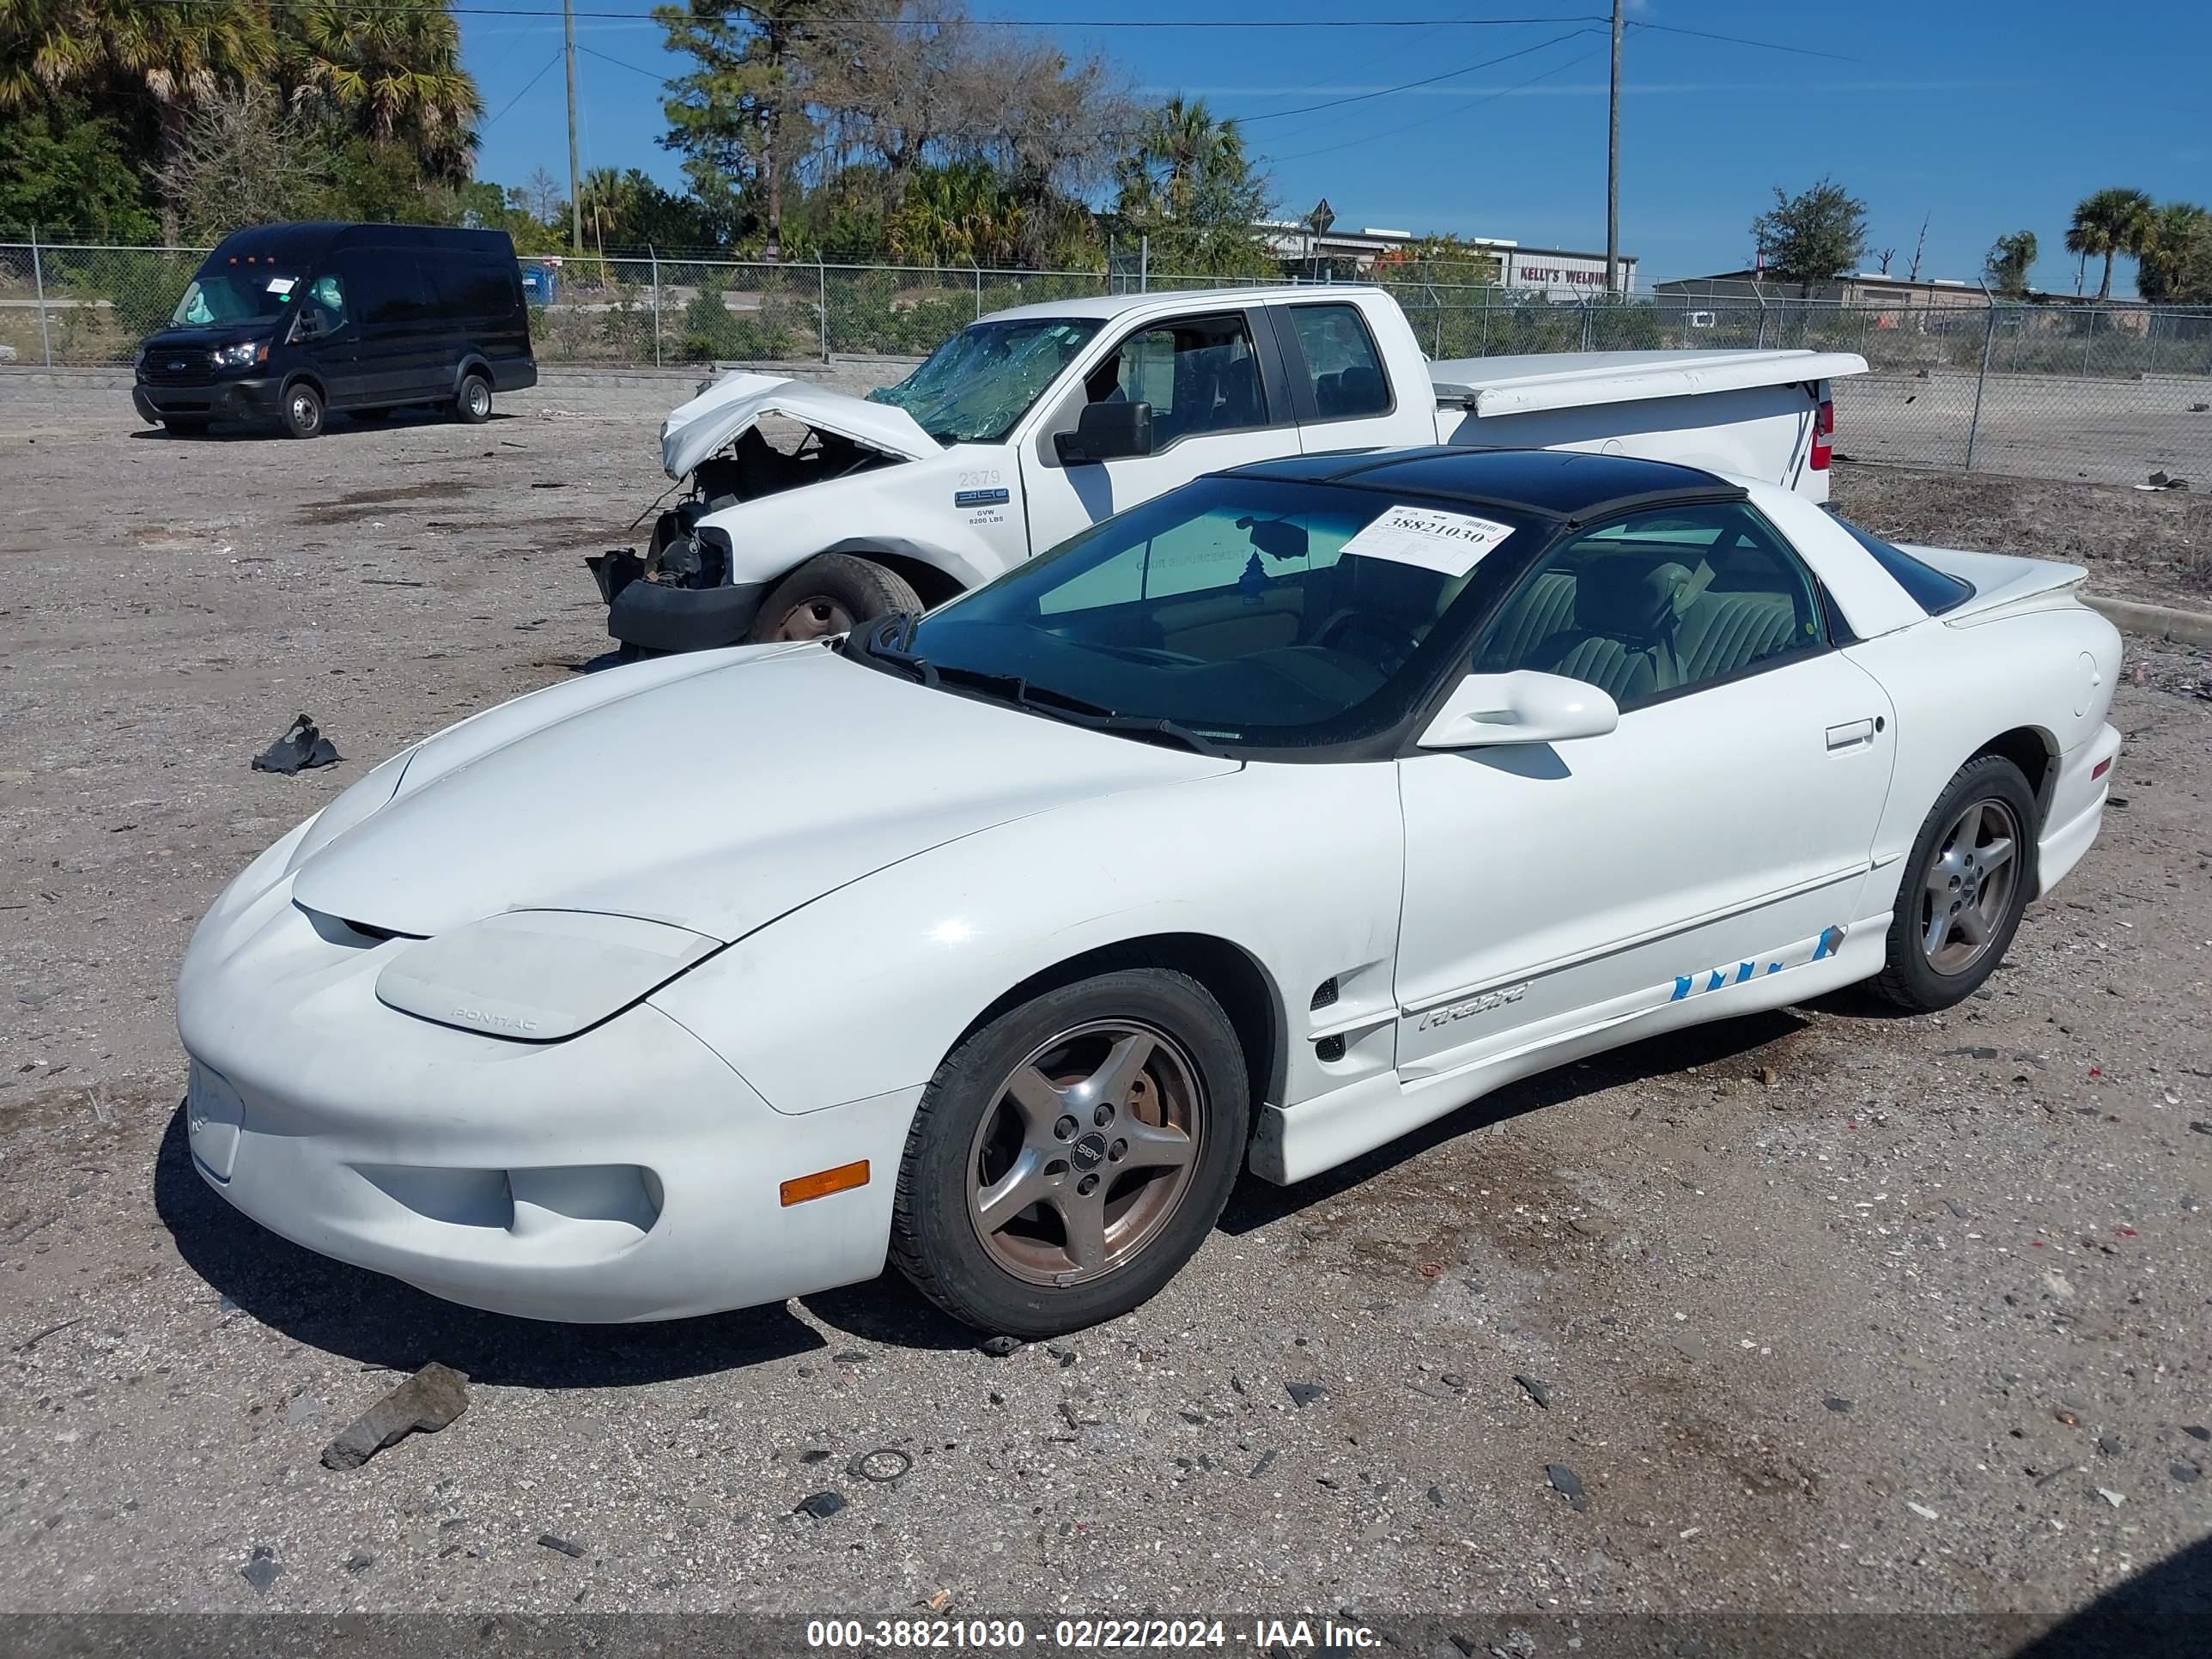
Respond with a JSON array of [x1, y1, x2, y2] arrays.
[[869, 317, 1102, 447]]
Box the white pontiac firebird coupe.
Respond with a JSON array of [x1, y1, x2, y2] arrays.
[[179, 449, 2122, 1337]]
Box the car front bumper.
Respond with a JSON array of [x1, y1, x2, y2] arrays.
[[176, 822, 915, 1322], [133, 375, 282, 425]]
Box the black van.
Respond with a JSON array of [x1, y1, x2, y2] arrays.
[[132, 222, 537, 438]]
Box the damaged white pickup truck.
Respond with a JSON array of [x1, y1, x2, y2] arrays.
[[590, 284, 1866, 653]]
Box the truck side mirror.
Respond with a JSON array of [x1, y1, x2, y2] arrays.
[[1055, 399, 1153, 465]]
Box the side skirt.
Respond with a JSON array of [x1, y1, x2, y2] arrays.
[[1247, 913, 1889, 1185]]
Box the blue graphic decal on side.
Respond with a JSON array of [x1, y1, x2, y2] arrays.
[[1669, 927, 1847, 1006]]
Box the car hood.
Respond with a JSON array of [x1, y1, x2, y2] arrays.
[[661, 371, 940, 477], [288, 646, 1234, 943]]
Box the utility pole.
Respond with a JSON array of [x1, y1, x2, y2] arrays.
[[563, 0, 582, 254], [1604, 0, 1623, 295]]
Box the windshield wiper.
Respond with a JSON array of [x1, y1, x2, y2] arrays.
[[932, 666, 1224, 757], [844, 611, 935, 684]]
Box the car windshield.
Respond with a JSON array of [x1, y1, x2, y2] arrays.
[[864, 475, 1545, 754], [172, 267, 304, 327], [869, 317, 1103, 446]]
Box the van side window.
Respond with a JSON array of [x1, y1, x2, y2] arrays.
[[1286, 304, 1389, 420], [305, 274, 348, 330], [434, 259, 514, 320], [347, 249, 438, 326]]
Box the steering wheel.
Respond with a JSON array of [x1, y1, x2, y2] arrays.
[[1312, 610, 1422, 676]]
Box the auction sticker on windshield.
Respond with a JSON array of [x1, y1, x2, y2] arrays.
[[1340, 505, 1516, 577]]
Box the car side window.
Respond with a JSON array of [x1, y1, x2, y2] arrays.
[[1091, 313, 1269, 448], [299, 273, 347, 336], [1286, 303, 1390, 420], [1472, 502, 1825, 713]]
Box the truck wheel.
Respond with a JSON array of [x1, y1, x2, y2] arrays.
[[750, 554, 921, 642], [279, 382, 324, 440], [453, 372, 492, 425], [1872, 754, 2039, 1012], [890, 968, 1249, 1338]]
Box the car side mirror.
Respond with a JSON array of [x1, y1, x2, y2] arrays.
[[1416, 671, 1620, 750], [294, 310, 330, 341], [1055, 399, 1153, 465]]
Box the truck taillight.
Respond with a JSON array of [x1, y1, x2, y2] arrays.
[[1811, 397, 1834, 471]]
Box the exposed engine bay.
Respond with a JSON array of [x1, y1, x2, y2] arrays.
[[588, 422, 903, 606]]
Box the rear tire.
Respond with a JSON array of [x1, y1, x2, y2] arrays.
[[890, 968, 1249, 1338], [453, 372, 492, 424], [279, 382, 324, 440], [750, 553, 921, 643], [1873, 754, 2039, 1012]]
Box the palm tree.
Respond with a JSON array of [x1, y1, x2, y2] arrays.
[[2066, 187, 2156, 302], [2136, 202, 2212, 305], [1115, 96, 1244, 224], [282, 1, 482, 183], [0, 1, 100, 114]]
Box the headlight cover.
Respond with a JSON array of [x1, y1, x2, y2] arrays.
[[375, 910, 720, 1042], [214, 341, 269, 368], [285, 747, 418, 872]]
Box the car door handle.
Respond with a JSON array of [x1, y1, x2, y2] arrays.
[[1825, 718, 1877, 750]]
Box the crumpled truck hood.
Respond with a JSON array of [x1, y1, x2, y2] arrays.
[[660, 370, 940, 478], [288, 646, 1234, 943]]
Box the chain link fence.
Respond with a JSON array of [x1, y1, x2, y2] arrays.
[[4, 239, 2209, 487]]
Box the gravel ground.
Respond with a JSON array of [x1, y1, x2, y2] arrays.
[[2, 377, 2209, 1645]]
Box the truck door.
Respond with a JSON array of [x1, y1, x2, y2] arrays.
[[1269, 300, 1415, 456], [1019, 309, 1297, 558]]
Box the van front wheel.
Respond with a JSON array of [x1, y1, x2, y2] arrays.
[[454, 373, 492, 425], [279, 383, 324, 440]]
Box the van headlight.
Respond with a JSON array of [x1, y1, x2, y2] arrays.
[[213, 341, 269, 368]]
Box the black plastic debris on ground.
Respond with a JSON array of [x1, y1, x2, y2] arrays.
[[1548, 1463, 1589, 1511], [252, 713, 343, 775], [795, 1491, 847, 1518], [538, 1533, 585, 1558]]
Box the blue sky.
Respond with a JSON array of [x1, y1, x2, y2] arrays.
[[465, 1, 2212, 295]]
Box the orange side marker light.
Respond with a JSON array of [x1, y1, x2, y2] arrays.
[[781, 1160, 869, 1206]]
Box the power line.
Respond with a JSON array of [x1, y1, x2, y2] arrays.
[[576, 42, 668, 82], [483, 44, 566, 126], [1261, 40, 1605, 161], [1236, 26, 1599, 123], [1626, 20, 1865, 65]]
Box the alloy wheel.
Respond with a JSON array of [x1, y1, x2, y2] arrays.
[[963, 1019, 1205, 1286], [1919, 796, 2021, 975]]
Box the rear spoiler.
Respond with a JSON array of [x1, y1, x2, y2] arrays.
[[1434, 350, 1868, 417]]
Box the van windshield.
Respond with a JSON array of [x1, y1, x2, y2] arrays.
[[173, 269, 305, 327], [869, 317, 1102, 446]]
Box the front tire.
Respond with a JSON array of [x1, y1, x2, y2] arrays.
[[1873, 753, 2039, 1012], [890, 969, 1250, 1338], [750, 553, 921, 642], [279, 382, 324, 439]]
